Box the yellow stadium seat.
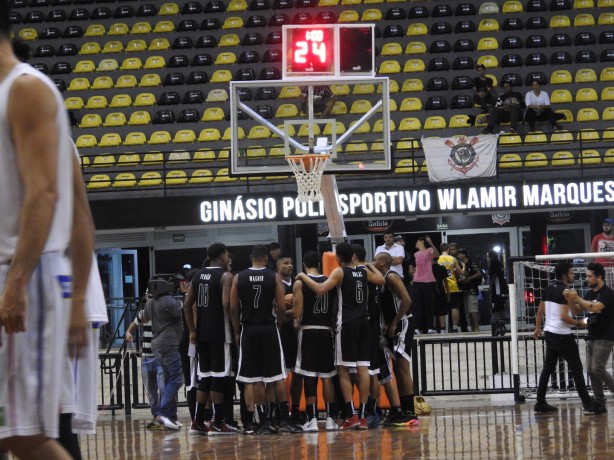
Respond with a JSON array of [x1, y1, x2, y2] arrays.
[[75, 134, 97, 148], [139, 74, 162, 87], [487, 74, 498, 87], [190, 169, 213, 184], [525, 132, 548, 144], [378, 60, 401, 74], [499, 133, 522, 145], [339, 10, 359, 22], [128, 111, 151, 126], [381, 43, 403, 56], [324, 122, 347, 136], [477, 37, 499, 51], [394, 159, 419, 174], [577, 129, 600, 142], [144, 56, 166, 69], [502, 1, 523, 13], [80, 42, 101, 55], [551, 131, 574, 143], [206, 89, 229, 102], [601, 88, 614, 101], [118, 154, 140, 166], [126, 40, 147, 52], [407, 23, 427, 36], [574, 0, 594, 7], [478, 19, 499, 31], [215, 52, 237, 65], [345, 141, 369, 155], [143, 152, 164, 165], [403, 59, 425, 73], [108, 23, 129, 35], [318, 0, 339, 5], [138, 172, 163, 187], [79, 156, 90, 168], [297, 124, 321, 137], [193, 150, 216, 162], [198, 128, 222, 142], [477, 55, 499, 68], [405, 41, 427, 55], [498, 153, 523, 169], [131, 22, 152, 34], [228, 0, 248, 10], [68, 78, 90, 91], [525, 152, 548, 167], [551, 70, 573, 84], [330, 102, 348, 115], [17, 28, 37, 41], [211, 70, 233, 83], [396, 138, 420, 152], [387, 79, 399, 94], [87, 174, 111, 190], [550, 90, 572, 104], [103, 112, 127, 127], [159, 2, 180, 15], [361, 9, 382, 21], [65, 97, 84, 111], [148, 131, 172, 145], [577, 108, 599, 122], [154, 21, 175, 33], [551, 151, 575, 166], [92, 155, 116, 167], [349, 120, 371, 134], [342, 0, 361, 4], [173, 130, 197, 143], [247, 126, 271, 139], [353, 84, 375, 95], [576, 88, 598, 101], [602, 68, 614, 82], [576, 69, 597, 83], [556, 109, 574, 123], [402, 79, 424, 92], [99, 133, 122, 148], [97, 59, 118, 72], [166, 171, 189, 186], [102, 40, 123, 54], [202, 107, 225, 122], [276, 104, 299, 118], [149, 38, 170, 51], [550, 15, 571, 28], [243, 146, 265, 160], [214, 168, 237, 183], [120, 57, 142, 71], [92, 76, 113, 90], [606, 149, 614, 163], [223, 16, 244, 29], [424, 116, 447, 130], [420, 160, 428, 173], [74, 60, 95, 73], [599, 0, 614, 6], [112, 173, 137, 188], [449, 115, 471, 128], [217, 149, 230, 161], [603, 128, 614, 141], [579, 150, 601, 165], [603, 108, 614, 121], [224, 127, 245, 141], [114, 75, 137, 89], [123, 132, 147, 146], [398, 118, 422, 131], [600, 13, 614, 25], [400, 97, 422, 112], [133, 93, 156, 107], [268, 145, 286, 158], [279, 86, 301, 99], [330, 84, 350, 96], [350, 100, 372, 114], [218, 34, 240, 47], [574, 14, 595, 27]]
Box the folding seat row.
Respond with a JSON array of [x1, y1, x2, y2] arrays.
[[65, 71, 211, 90]]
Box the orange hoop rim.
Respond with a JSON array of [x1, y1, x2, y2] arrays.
[[287, 153, 331, 163]]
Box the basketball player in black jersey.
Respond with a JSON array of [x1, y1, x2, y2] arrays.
[[374, 253, 420, 426], [289, 250, 338, 432], [184, 243, 237, 435], [297, 242, 385, 430], [230, 245, 302, 434]]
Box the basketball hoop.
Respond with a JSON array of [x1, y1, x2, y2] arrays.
[[287, 154, 330, 202]]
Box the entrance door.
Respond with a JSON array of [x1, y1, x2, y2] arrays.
[[96, 249, 139, 347]]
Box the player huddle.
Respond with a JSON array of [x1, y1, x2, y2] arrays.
[[182, 242, 420, 435]]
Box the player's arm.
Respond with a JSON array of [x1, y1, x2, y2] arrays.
[[183, 282, 197, 343], [0, 77, 63, 335], [365, 263, 386, 286], [390, 246, 404, 266], [426, 236, 439, 259], [125, 311, 141, 343], [565, 289, 606, 313], [559, 302, 587, 329], [285, 280, 303, 320], [297, 267, 343, 295], [453, 258, 464, 276], [532, 301, 545, 338], [229, 275, 241, 346], [274, 274, 288, 318], [221, 272, 234, 316], [386, 275, 411, 337]]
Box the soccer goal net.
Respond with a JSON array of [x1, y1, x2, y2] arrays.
[[510, 252, 614, 400]]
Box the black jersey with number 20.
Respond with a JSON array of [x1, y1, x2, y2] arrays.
[[336, 266, 369, 325], [237, 268, 278, 325], [300, 275, 335, 328]]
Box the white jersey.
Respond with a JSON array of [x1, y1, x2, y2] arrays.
[[0, 63, 73, 264]]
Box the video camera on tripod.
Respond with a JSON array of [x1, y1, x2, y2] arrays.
[[147, 273, 185, 299]]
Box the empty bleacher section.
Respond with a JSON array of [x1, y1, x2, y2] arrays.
[[10, 0, 614, 193]]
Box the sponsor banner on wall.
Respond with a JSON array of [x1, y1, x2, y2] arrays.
[[363, 220, 394, 232]]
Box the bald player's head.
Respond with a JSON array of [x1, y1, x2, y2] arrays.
[[375, 252, 392, 272]]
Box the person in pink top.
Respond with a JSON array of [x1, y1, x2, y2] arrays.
[[591, 218, 614, 267], [411, 236, 440, 334]]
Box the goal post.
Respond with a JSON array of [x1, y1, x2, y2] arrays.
[[510, 252, 614, 401]]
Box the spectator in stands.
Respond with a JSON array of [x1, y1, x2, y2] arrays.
[[591, 218, 614, 267], [300, 86, 336, 119], [524, 80, 563, 132], [481, 82, 525, 134], [472, 64, 496, 112], [266, 242, 282, 270]]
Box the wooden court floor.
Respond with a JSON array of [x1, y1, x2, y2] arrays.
[[70, 398, 614, 460]]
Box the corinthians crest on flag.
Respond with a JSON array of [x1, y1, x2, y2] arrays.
[[422, 134, 499, 183]]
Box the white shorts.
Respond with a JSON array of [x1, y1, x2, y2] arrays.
[[464, 293, 479, 314], [0, 252, 71, 440]]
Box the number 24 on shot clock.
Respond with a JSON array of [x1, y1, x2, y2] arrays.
[[288, 27, 335, 75]]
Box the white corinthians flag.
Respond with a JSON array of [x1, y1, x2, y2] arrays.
[[422, 134, 498, 183]]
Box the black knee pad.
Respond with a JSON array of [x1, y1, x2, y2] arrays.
[[210, 376, 226, 393], [198, 377, 212, 393], [304, 376, 318, 398]]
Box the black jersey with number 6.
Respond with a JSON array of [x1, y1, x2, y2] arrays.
[[336, 266, 369, 325], [237, 268, 278, 324], [192, 267, 227, 342], [300, 275, 335, 328]]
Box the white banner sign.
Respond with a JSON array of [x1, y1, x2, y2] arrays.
[[422, 134, 499, 183]]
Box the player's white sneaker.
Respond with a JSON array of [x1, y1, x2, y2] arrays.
[[156, 415, 180, 431], [302, 418, 319, 432], [325, 417, 339, 431]]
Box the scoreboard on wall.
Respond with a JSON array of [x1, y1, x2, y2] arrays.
[[282, 24, 375, 79]]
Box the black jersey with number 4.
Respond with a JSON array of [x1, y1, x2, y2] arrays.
[[336, 266, 369, 325], [381, 270, 407, 334], [238, 268, 278, 324], [358, 264, 381, 322], [300, 275, 335, 328], [191, 267, 228, 343]]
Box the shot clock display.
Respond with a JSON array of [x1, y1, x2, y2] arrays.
[[283, 25, 375, 79]]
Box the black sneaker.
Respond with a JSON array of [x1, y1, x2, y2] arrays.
[[279, 419, 303, 433], [382, 412, 403, 426], [481, 127, 494, 135], [243, 422, 256, 435], [582, 398, 596, 412], [254, 423, 276, 435], [585, 402, 607, 415], [534, 402, 557, 412], [553, 123, 563, 131]]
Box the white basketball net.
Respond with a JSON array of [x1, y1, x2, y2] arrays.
[[287, 154, 330, 203]]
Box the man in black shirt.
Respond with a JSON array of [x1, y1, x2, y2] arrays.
[[457, 249, 483, 332], [472, 63, 496, 111], [297, 243, 385, 430], [482, 81, 525, 134], [565, 262, 614, 414]]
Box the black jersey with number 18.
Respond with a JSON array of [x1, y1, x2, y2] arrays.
[[237, 267, 278, 324], [192, 267, 228, 342], [336, 266, 369, 326]]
